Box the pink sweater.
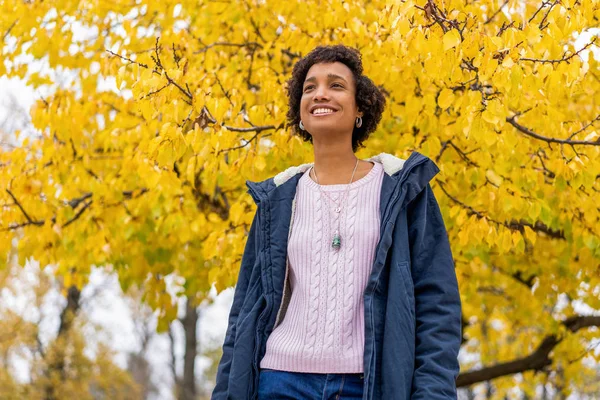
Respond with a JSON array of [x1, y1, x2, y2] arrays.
[[259, 161, 384, 373]]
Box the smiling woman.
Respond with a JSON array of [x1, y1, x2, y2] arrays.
[[212, 44, 462, 400], [284, 45, 386, 154]]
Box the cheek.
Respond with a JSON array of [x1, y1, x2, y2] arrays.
[[300, 97, 309, 118], [342, 95, 357, 110]]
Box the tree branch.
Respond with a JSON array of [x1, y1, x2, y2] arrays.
[[4, 189, 148, 231], [105, 49, 150, 69], [5, 189, 44, 227], [567, 114, 600, 140], [520, 38, 597, 64], [507, 113, 600, 146], [436, 181, 565, 239], [457, 315, 600, 387], [3, 18, 18, 41], [153, 37, 193, 100], [484, 0, 509, 25]]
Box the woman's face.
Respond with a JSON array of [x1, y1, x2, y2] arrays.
[[300, 61, 362, 139]]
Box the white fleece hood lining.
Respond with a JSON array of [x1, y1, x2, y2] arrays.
[[272, 152, 406, 187]]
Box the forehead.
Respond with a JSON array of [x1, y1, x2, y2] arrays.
[[304, 62, 353, 81]]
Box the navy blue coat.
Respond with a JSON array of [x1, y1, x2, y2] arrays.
[[212, 151, 462, 399]]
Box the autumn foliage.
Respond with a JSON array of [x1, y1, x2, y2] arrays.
[[1, 0, 599, 396]]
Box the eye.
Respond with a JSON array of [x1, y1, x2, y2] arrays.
[[304, 83, 343, 92]]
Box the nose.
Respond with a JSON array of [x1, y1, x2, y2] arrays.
[[313, 85, 330, 101]]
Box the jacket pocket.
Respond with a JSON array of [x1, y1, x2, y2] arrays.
[[238, 273, 261, 318], [395, 260, 415, 317]]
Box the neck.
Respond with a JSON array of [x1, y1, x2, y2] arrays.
[[312, 146, 359, 185]]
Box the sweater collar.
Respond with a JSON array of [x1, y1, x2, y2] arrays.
[[245, 151, 437, 206], [272, 152, 406, 187]]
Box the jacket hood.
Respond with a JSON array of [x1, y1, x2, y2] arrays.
[[245, 151, 439, 206]]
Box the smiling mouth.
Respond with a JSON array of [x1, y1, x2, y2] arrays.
[[311, 109, 338, 116]]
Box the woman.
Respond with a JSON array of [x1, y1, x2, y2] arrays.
[[212, 45, 462, 400]]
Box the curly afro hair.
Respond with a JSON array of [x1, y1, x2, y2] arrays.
[[285, 44, 386, 153]]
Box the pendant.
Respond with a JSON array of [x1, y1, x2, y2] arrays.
[[332, 230, 341, 250]]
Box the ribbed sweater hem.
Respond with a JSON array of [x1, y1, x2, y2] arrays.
[[259, 351, 364, 374]]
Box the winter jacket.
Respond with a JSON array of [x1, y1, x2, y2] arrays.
[[212, 151, 462, 400]]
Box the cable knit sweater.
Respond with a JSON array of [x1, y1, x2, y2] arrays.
[[259, 161, 384, 373]]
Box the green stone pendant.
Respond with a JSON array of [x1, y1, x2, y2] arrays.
[[332, 230, 341, 250]]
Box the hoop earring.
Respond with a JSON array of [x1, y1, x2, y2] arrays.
[[299, 120, 305, 130], [355, 116, 362, 128]]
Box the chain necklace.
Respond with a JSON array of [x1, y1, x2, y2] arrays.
[[311, 158, 359, 250]]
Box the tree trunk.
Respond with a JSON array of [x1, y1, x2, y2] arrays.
[[180, 297, 198, 400], [45, 285, 81, 400]]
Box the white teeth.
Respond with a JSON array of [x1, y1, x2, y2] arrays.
[[312, 108, 335, 114]]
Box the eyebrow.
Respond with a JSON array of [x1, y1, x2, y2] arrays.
[[304, 73, 348, 85]]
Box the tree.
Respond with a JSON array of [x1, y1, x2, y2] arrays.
[[1, 0, 599, 397], [0, 260, 141, 399]]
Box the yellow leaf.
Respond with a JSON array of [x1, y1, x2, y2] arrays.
[[524, 226, 537, 245], [208, 266, 220, 286], [443, 30, 461, 52], [230, 202, 244, 225], [485, 169, 503, 186], [254, 155, 266, 171], [117, 65, 126, 90], [502, 56, 514, 68], [187, 155, 197, 188], [140, 101, 153, 120], [500, 229, 512, 252], [438, 88, 456, 109], [528, 202, 541, 220]]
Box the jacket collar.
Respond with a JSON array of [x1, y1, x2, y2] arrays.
[[245, 151, 439, 206], [271, 152, 407, 187]]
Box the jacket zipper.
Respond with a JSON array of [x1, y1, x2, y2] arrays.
[[274, 193, 296, 328], [251, 192, 297, 398], [250, 202, 266, 399], [364, 157, 427, 398]]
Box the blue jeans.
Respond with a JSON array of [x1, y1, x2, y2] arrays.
[[258, 368, 364, 399]]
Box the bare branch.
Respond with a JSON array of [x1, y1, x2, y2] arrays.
[[567, 114, 600, 140], [3, 18, 18, 41], [520, 38, 597, 64], [528, 0, 552, 24], [217, 130, 274, 155], [484, 0, 509, 25], [223, 124, 277, 133], [153, 37, 193, 100], [538, 0, 560, 29], [436, 140, 480, 167], [457, 315, 600, 387], [507, 113, 600, 146], [193, 41, 262, 54], [436, 181, 565, 239], [62, 200, 93, 228], [3, 189, 148, 232], [5, 189, 44, 227], [105, 49, 150, 69]]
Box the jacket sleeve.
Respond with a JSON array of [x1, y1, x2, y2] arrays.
[[407, 183, 462, 399], [212, 209, 260, 400]]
